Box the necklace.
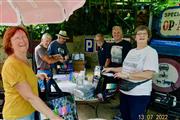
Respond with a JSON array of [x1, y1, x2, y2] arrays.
[[12, 55, 31, 67]]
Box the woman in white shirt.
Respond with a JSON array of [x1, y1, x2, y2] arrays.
[[103, 25, 159, 120]]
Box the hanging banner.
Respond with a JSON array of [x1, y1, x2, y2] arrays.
[[160, 6, 180, 38]]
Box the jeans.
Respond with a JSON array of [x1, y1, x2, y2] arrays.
[[16, 112, 35, 120], [37, 69, 52, 92]]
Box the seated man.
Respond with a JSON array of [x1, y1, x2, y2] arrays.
[[34, 33, 63, 92], [48, 30, 70, 74]]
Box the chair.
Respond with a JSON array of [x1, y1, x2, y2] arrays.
[[0, 74, 4, 118], [0, 88, 4, 119], [94, 73, 119, 101], [32, 53, 37, 74]]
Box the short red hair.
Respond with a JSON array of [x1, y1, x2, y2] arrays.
[[3, 26, 29, 56]]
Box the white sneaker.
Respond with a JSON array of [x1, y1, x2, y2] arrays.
[[97, 93, 104, 101]]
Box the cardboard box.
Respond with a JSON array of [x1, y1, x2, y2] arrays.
[[73, 60, 85, 72]]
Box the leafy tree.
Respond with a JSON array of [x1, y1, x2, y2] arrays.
[[151, 0, 179, 17], [0, 26, 7, 37], [27, 24, 49, 40], [0, 0, 179, 39]]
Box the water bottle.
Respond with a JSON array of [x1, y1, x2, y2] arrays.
[[69, 70, 73, 81], [92, 66, 101, 87], [94, 66, 101, 77], [68, 60, 74, 81], [76, 71, 84, 86]]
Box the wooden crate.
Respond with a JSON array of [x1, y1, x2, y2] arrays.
[[73, 60, 85, 72]]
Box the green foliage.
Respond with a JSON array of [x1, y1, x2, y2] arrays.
[[26, 24, 49, 40], [27, 23, 67, 40], [0, 23, 67, 41], [0, 26, 7, 37], [151, 0, 179, 16], [0, 0, 179, 38], [0, 25, 50, 40]]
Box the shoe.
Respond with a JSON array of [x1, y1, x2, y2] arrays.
[[97, 93, 104, 101], [113, 117, 123, 120], [113, 112, 123, 120]]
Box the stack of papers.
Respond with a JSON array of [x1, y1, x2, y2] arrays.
[[73, 85, 95, 100], [53, 74, 70, 81], [51, 80, 77, 94], [101, 72, 114, 77]]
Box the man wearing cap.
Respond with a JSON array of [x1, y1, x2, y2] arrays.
[[48, 30, 70, 73]]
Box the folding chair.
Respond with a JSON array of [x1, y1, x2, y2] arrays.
[[0, 88, 4, 119]]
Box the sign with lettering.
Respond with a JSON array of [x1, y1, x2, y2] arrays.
[[85, 38, 94, 52], [160, 6, 180, 38], [153, 58, 180, 92]]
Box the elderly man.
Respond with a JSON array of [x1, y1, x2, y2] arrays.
[[34, 33, 63, 92], [95, 33, 110, 67], [96, 26, 132, 119], [108, 26, 132, 67], [48, 30, 70, 73], [104, 26, 132, 119]]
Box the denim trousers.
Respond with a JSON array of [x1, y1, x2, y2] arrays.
[[16, 112, 35, 120]]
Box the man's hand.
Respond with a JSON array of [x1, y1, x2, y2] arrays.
[[59, 57, 64, 63], [52, 54, 60, 58], [52, 54, 64, 63], [64, 55, 69, 62], [52, 54, 63, 59]]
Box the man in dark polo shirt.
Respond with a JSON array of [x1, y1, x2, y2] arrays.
[[95, 33, 110, 67]]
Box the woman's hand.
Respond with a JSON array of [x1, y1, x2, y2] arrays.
[[51, 115, 64, 120], [114, 72, 130, 79], [37, 73, 50, 81], [102, 67, 112, 73], [114, 72, 122, 78]]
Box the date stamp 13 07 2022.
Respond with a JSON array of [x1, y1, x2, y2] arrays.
[[138, 114, 168, 120]]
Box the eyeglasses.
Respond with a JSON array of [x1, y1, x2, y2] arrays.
[[136, 32, 148, 36], [96, 41, 103, 43]]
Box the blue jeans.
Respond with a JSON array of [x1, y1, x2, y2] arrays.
[[120, 93, 151, 120], [37, 69, 52, 92], [16, 112, 35, 120]]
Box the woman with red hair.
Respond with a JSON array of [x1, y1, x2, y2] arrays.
[[2, 26, 62, 120]]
